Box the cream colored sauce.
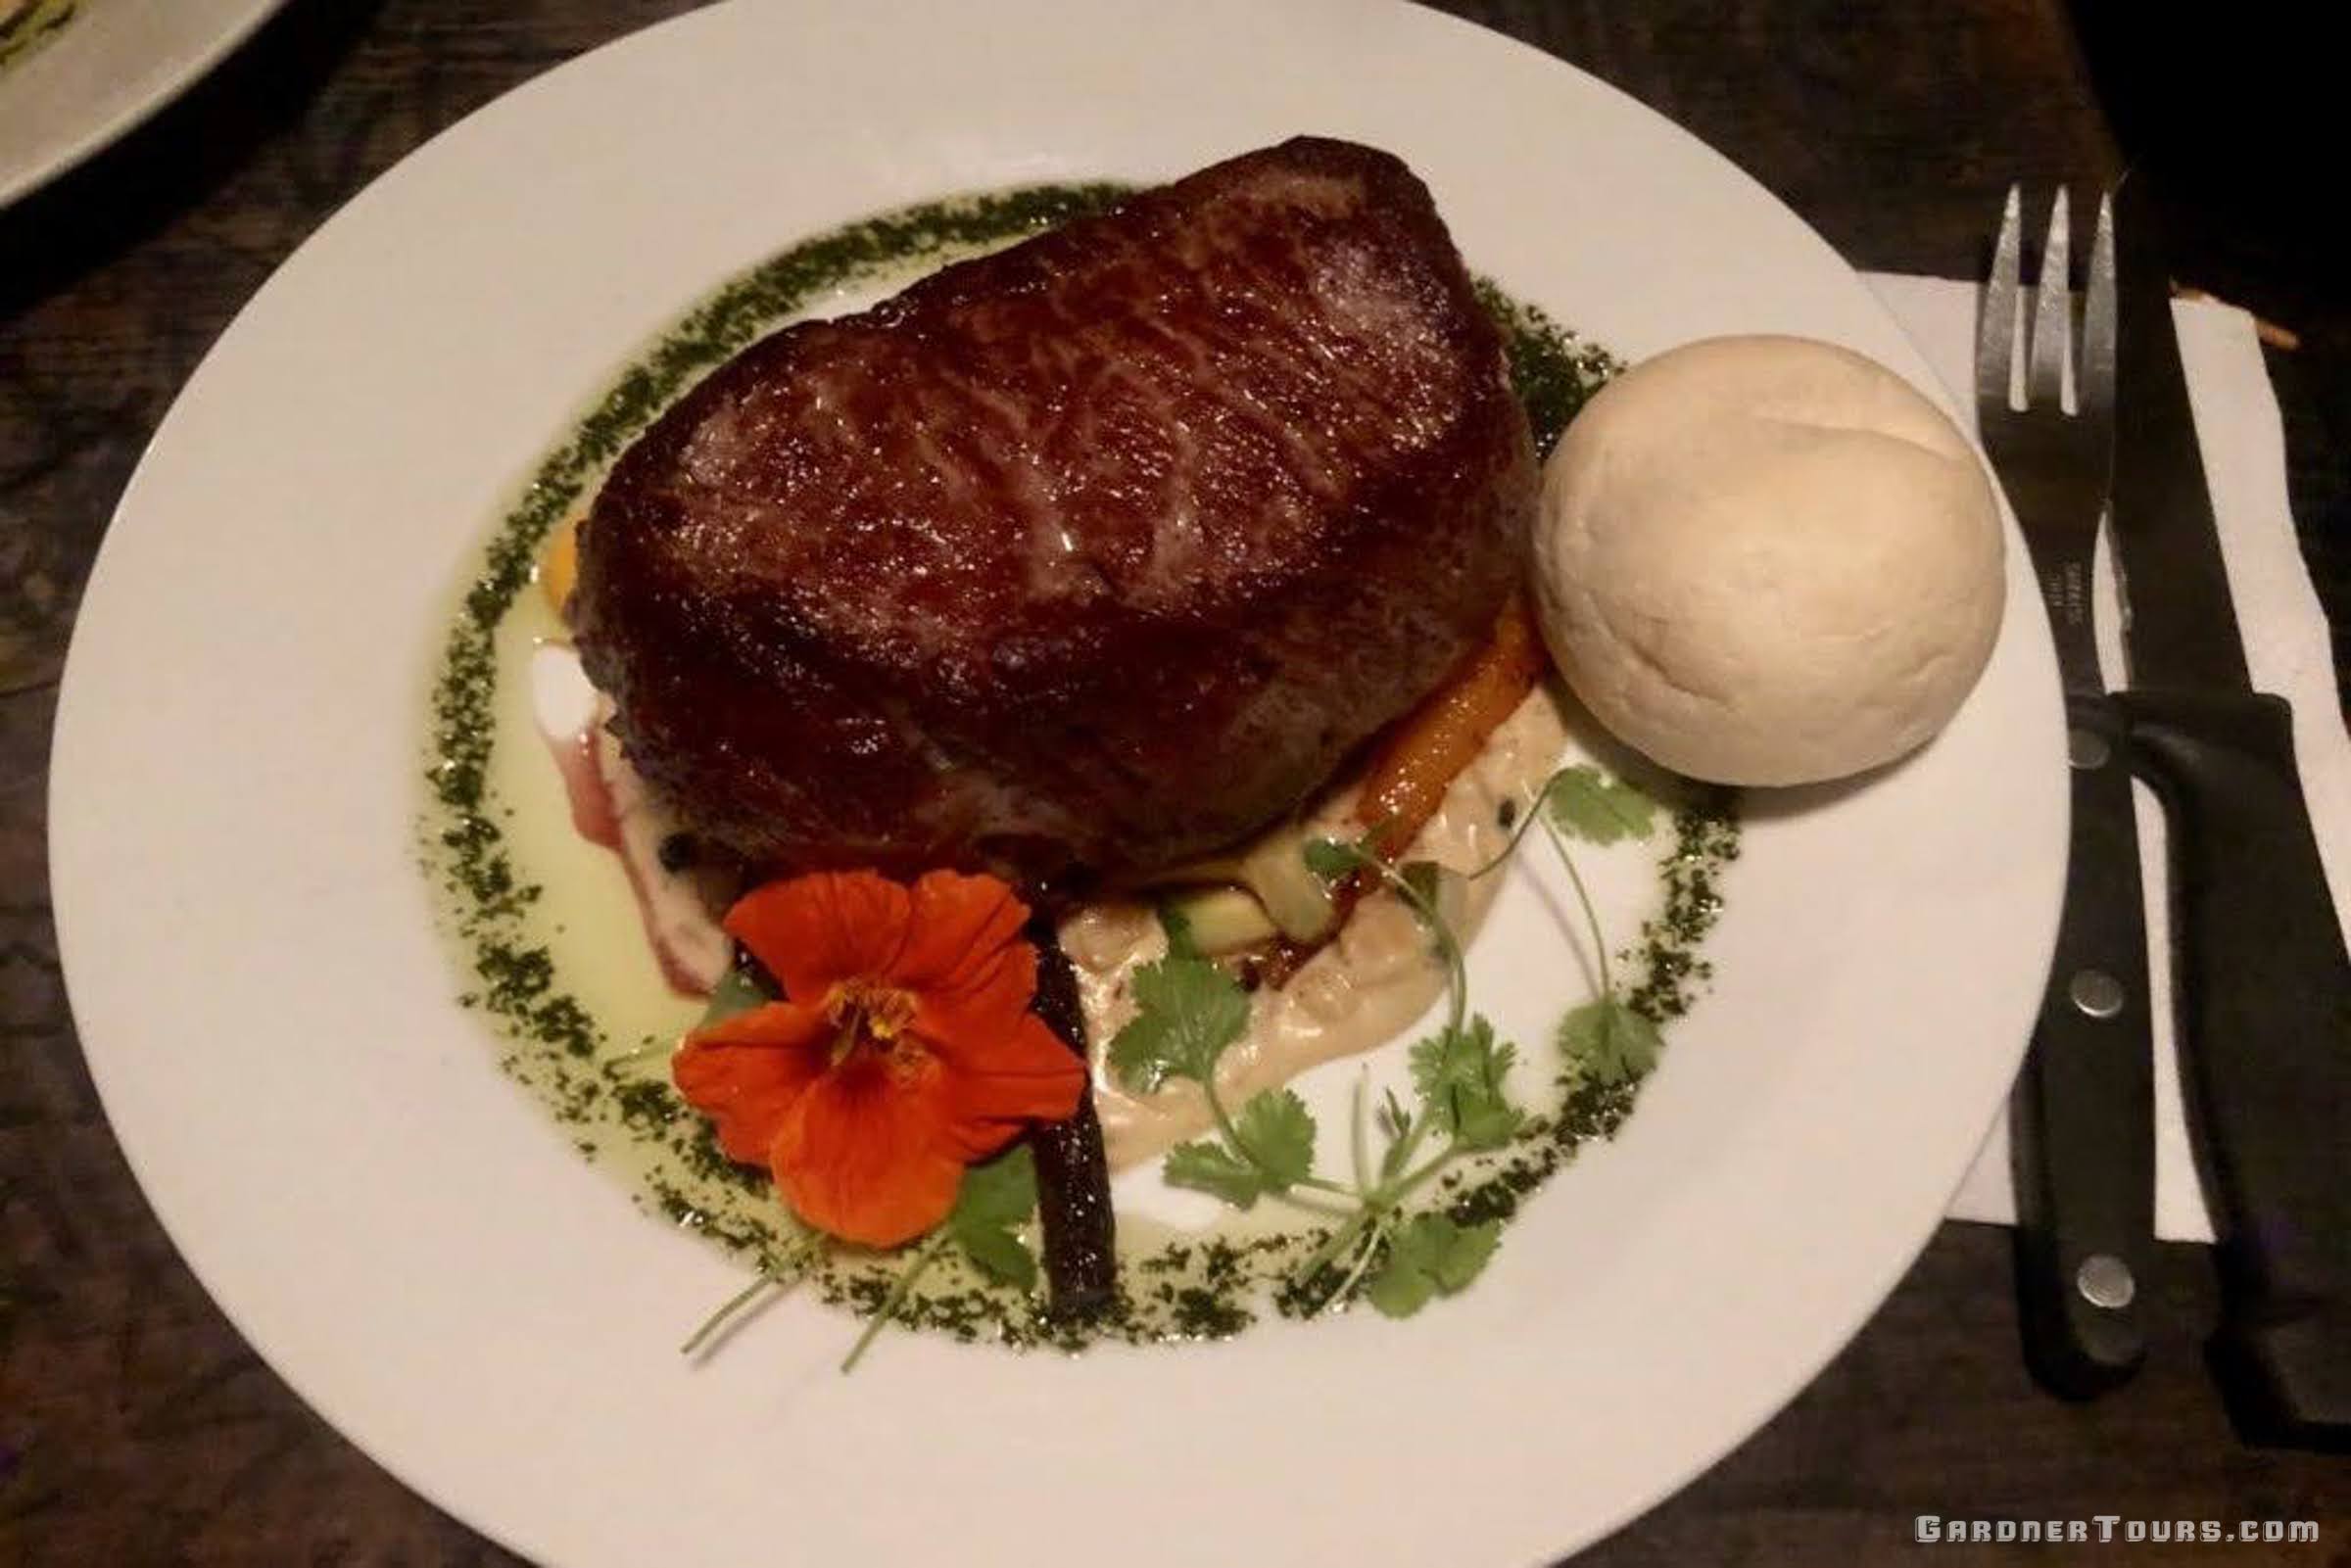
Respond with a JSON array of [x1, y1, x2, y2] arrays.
[[1074, 687, 1568, 1167]]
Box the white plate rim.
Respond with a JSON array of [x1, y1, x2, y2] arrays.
[[0, 0, 290, 210]]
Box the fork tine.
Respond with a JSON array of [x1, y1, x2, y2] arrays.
[[2078, 190, 2117, 426], [2028, 186, 2072, 409], [1977, 184, 2023, 416]]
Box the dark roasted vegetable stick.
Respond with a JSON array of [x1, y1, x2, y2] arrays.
[[1025, 916, 1119, 1319]]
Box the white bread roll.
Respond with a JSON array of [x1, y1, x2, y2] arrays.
[[1532, 335, 2005, 786]]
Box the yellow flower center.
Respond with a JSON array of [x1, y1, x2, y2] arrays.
[[823, 979, 922, 1070]]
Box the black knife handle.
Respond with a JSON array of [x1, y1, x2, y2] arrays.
[[2011, 694, 2153, 1397], [2120, 687, 2351, 1450]]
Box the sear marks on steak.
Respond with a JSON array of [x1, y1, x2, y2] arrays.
[[572, 136, 1536, 889]]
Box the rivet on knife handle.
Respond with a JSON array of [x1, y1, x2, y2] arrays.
[[2010, 693, 2153, 1397], [2123, 689, 2351, 1450]]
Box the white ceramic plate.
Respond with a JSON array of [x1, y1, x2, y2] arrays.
[[50, 2, 2065, 1563], [0, 0, 287, 209]]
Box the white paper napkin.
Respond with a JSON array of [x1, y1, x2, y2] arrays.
[[1859, 274, 2351, 1243]]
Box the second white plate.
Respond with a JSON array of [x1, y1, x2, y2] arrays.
[[0, 0, 287, 208]]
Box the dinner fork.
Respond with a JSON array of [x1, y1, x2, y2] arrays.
[[1977, 187, 2154, 1398]]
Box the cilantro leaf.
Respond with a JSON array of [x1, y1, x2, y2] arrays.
[[956, 1224, 1039, 1290], [1164, 1089, 1315, 1208], [949, 1145, 1036, 1231], [1156, 899, 1202, 962], [1409, 1212, 1502, 1293], [1409, 1017, 1525, 1152], [1365, 1247, 1438, 1317], [1398, 859, 1443, 910], [946, 1147, 1041, 1289], [1453, 1101, 1525, 1152], [1164, 1140, 1265, 1209], [1233, 1089, 1317, 1192], [1557, 996, 1662, 1084], [1362, 1213, 1502, 1317], [1106, 953, 1251, 1093], [1302, 836, 1360, 880], [1544, 765, 1658, 846]]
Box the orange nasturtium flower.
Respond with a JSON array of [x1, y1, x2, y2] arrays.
[[671, 869, 1086, 1249]]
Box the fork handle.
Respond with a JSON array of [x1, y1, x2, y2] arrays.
[[2121, 689, 2351, 1450], [2011, 693, 2153, 1397]]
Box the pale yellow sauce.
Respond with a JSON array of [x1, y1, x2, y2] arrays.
[[495, 593, 703, 1054], [1073, 689, 1566, 1165]]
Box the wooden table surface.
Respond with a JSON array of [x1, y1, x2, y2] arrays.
[[3, 2, 2344, 1563]]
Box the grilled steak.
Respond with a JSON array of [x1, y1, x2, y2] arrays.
[[572, 136, 1535, 888]]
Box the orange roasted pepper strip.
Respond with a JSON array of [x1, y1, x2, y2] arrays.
[[1255, 597, 1546, 988], [1356, 594, 1546, 860]]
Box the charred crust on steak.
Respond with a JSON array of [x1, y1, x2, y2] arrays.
[[572, 136, 1537, 887]]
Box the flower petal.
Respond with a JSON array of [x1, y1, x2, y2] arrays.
[[725, 871, 912, 1002], [672, 1002, 829, 1164], [770, 1052, 966, 1248], [894, 870, 1038, 1037], [936, 1015, 1089, 1158]]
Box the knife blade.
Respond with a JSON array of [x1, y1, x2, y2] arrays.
[[2108, 175, 2351, 1450]]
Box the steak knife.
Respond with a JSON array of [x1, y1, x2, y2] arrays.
[[2109, 177, 2351, 1450]]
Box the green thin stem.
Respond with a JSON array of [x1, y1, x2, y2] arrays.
[[1463, 767, 1575, 881], [1280, 1191, 1364, 1218], [1292, 1212, 1373, 1287], [1322, 1216, 1392, 1310], [1542, 817, 1613, 998], [1362, 852, 1463, 1181], [681, 1272, 778, 1356], [1388, 1150, 1465, 1207], [1349, 1073, 1371, 1198], [600, 1037, 674, 1077], [1393, 868, 1467, 1043], [679, 1240, 818, 1355], [840, 1232, 949, 1373]]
